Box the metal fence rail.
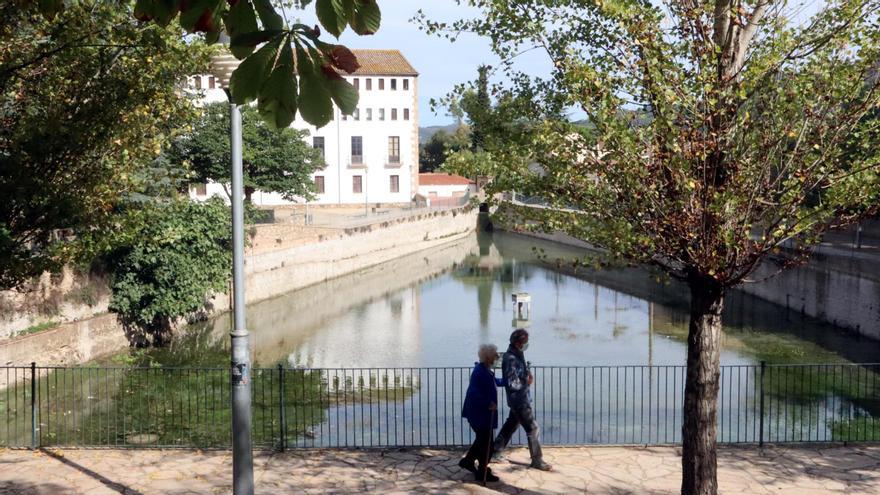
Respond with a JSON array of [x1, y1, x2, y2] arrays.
[[1, 363, 877, 449]]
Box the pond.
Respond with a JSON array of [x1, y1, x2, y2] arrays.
[[2, 230, 877, 449], [150, 230, 880, 369]]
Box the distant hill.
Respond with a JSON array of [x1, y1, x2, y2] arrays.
[[419, 123, 461, 144]]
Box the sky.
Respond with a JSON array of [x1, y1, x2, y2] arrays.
[[291, 2, 552, 127], [291, 0, 826, 127]]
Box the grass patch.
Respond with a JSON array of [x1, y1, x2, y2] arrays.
[[12, 320, 58, 338]]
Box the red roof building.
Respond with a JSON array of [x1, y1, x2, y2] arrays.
[[418, 173, 473, 186]]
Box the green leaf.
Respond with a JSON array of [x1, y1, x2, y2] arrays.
[[180, 0, 224, 33], [316, 0, 348, 38], [225, 0, 259, 46], [134, 0, 181, 25], [258, 42, 298, 129], [38, 0, 64, 20], [134, 0, 156, 22], [229, 37, 282, 105], [326, 72, 358, 115], [205, 29, 221, 45], [350, 0, 380, 35], [253, 0, 284, 30], [299, 70, 334, 127], [295, 45, 333, 127], [230, 29, 283, 59]]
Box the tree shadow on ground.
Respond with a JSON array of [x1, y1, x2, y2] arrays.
[[722, 444, 880, 492], [261, 447, 676, 495], [41, 449, 144, 495], [0, 481, 72, 495]]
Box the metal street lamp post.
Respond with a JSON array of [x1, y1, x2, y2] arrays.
[[210, 50, 254, 495]]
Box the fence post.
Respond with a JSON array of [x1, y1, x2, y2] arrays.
[[278, 364, 286, 452], [30, 362, 36, 450], [758, 361, 766, 447]]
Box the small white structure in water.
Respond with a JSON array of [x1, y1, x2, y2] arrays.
[[512, 292, 532, 328]]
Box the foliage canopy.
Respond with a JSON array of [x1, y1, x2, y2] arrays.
[[172, 102, 325, 202], [0, 2, 209, 290], [421, 2, 880, 494], [104, 197, 233, 344]]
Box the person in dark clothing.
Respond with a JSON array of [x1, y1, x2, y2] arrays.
[[493, 329, 552, 471], [460, 344, 504, 482]]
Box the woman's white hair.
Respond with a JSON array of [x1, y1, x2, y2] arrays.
[[478, 344, 499, 364]]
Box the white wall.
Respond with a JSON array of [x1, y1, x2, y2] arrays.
[[417, 183, 474, 198], [189, 73, 419, 206]]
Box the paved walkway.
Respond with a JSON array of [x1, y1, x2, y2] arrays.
[[1, 444, 878, 494]]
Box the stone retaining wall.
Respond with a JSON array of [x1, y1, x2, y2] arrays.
[[0, 205, 478, 366]]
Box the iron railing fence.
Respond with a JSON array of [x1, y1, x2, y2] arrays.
[[1, 363, 877, 450]]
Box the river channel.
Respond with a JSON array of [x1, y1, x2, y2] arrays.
[[3, 231, 876, 449], [150, 230, 880, 368]]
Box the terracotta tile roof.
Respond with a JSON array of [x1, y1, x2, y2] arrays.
[[419, 173, 472, 186], [350, 49, 418, 76]]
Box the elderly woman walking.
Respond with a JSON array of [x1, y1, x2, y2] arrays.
[[459, 344, 504, 482]]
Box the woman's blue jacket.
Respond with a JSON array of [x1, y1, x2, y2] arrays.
[[461, 362, 504, 430]]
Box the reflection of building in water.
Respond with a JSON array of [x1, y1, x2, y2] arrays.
[[199, 235, 479, 367], [454, 233, 504, 331], [286, 285, 422, 369]]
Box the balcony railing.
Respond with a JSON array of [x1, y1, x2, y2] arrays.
[[348, 155, 365, 168], [386, 156, 401, 168]]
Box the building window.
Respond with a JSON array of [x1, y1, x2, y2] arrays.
[[208, 76, 216, 89], [366, 78, 372, 90], [388, 136, 400, 164], [354, 108, 360, 121], [391, 108, 398, 121], [390, 78, 397, 90], [315, 176, 325, 194], [194, 183, 207, 196], [390, 175, 400, 193], [353, 78, 359, 90], [313, 136, 325, 158], [194, 76, 202, 90], [403, 79, 409, 90], [366, 108, 372, 121], [353, 175, 363, 193], [351, 136, 363, 163], [379, 78, 384, 90], [379, 108, 385, 121], [403, 108, 410, 121]]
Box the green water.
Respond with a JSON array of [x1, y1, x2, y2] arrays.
[[147, 230, 880, 368], [2, 231, 877, 448]]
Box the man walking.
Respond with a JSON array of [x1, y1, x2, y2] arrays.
[[493, 329, 552, 471]]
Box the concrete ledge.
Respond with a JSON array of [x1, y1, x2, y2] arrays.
[[0, 206, 479, 366]]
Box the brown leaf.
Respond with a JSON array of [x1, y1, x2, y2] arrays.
[[194, 10, 215, 32], [327, 46, 360, 74], [321, 65, 344, 81]]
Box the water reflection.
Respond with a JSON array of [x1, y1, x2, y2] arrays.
[[162, 230, 880, 370], [9, 231, 877, 449]]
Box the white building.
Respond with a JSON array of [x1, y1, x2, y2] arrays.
[[190, 49, 419, 206], [417, 173, 476, 205]]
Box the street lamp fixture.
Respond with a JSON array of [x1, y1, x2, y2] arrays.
[[209, 48, 254, 495]]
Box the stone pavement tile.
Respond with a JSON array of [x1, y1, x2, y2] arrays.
[[2, 445, 879, 494]]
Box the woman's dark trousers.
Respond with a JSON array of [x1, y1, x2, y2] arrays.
[[464, 426, 494, 470]]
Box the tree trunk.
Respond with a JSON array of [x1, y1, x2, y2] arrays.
[[681, 275, 724, 495], [244, 186, 254, 204]]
